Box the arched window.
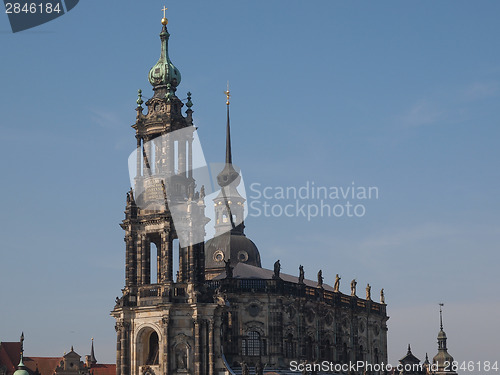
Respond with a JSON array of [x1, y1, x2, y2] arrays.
[[146, 331, 159, 365], [242, 331, 261, 356]]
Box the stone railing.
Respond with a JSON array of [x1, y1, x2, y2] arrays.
[[213, 278, 386, 316]]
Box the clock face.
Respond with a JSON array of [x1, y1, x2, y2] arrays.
[[238, 251, 249, 262], [213, 250, 224, 262]]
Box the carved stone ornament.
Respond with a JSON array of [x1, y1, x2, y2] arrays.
[[248, 303, 260, 317]]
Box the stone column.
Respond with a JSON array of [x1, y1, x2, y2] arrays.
[[125, 235, 132, 287], [143, 137, 151, 176], [161, 133, 167, 175], [194, 318, 201, 375], [209, 319, 214, 375], [161, 231, 171, 282], [188, 245, 194, 283], [187, 138, 193, 179], [162, 317, 170, 374], [115, 323, 122, 375], [167, 134, 174, 176], [136, 137, 142, 178], [137, 235, 143, 286], [154, 137, 161, 174], [213, 315, 222, 368], [141, 235, 150, 285], [120, 322, 129, 375], [178, 139, 187, 177], [166, 235, 173, 282]]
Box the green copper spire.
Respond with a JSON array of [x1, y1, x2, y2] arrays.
[[148, 15, 181, 90], [14, 332, 29, 375]]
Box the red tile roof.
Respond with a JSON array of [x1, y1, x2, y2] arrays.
[[0, 342, 21, 375], [89, 364, 116, 375], [24, 356, 61, 375]]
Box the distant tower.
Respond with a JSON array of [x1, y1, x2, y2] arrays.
[[432, 304, 458, 374], [204, 87, 261, 279], [111, 11, 221, 375], [85, 338, 97, 367]]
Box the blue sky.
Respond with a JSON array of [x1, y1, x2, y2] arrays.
[[1, 0, 499, 369]]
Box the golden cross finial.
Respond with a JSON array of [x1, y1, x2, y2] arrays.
[[224, 81, 230, 105], [161, 5, 168, 25]]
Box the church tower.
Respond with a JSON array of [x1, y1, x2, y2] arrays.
[[204, 88, 261, 280], [432, 304, 457, 375], [111, 11, 222, 375]]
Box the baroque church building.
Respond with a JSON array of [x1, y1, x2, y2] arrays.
[[110, 12, 388, 375]]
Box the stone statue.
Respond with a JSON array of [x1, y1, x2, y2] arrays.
[[366, 284, 371, 300], [380, 288, 385, 304], [224, 259, 233, 279], [115, 296, 122, 307], [255, 361, 264, 375], [298, 265, 304, 284], [176, 348, 187, 369], [273, 260, 281, 279], [351, 279, 357, 296], [334, 274, 341, 292], [241, 361, 249, 375], [317, 270, 323, 288]]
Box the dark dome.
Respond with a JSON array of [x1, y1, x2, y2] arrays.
[[205, 229, 261, 271]]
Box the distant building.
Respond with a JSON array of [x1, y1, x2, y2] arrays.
[[396, 305, 458, 375], [0, 335, 114, 375]]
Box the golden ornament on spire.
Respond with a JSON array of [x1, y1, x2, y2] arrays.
[[161, 5, 168, 25], [224, 82, 230, 105]]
